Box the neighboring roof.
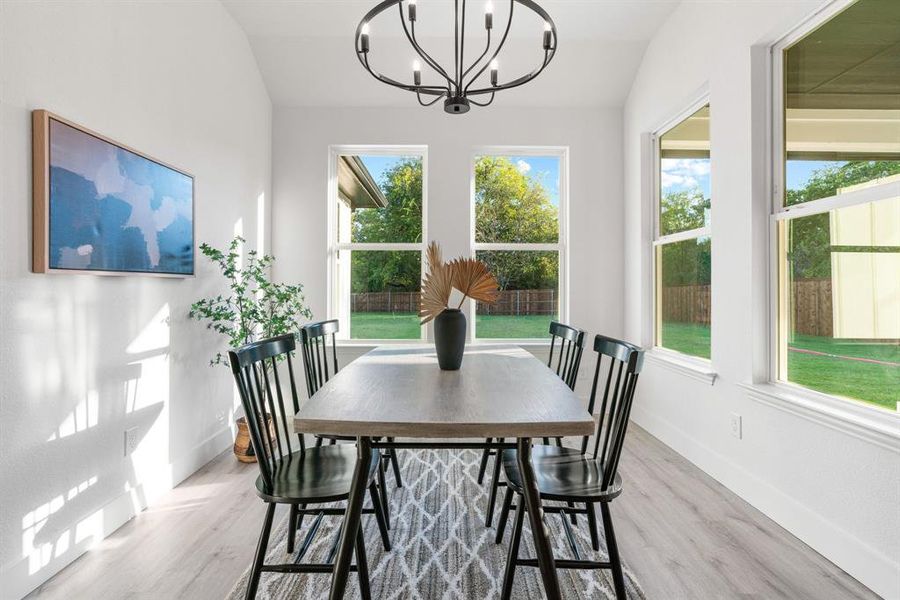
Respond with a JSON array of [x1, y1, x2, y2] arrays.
[[338, 155, 387, 209]]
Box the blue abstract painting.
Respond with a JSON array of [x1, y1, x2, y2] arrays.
[[48, 118, 193, 275]]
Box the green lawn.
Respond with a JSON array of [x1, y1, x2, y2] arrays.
[[661, 322, 898, 410], [350, 312, 555, 341]]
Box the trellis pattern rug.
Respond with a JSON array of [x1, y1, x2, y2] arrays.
[[227, 449, 644, 599]]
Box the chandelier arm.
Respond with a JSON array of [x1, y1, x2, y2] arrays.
[[467, 48, 553, 95], [458, 0, 467, 90], [468, 92, 496, 107], [463, 0, 514, 94], [361, 53, 448, 95], [417, 90, 448, 107], [401, 6, 455, 89], [461, 28, 491, 81]]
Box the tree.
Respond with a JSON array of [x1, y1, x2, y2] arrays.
[[350, 158, 423, 293], [474, 156, 559, 290], [659, 189, 711, 286], [787, 160, 900, 280]]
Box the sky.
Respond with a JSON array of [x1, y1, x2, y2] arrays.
[[358, 154, 561, 206], [661, 158, 711, 198], [786, 160, 846, 191]]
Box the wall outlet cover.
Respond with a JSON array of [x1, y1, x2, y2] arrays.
[[730, 413, 742, 439]]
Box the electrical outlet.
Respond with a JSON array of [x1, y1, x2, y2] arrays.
[[124, 427, 139, 457], [216, 410, 227, 425], [730, 413, 742, 440]]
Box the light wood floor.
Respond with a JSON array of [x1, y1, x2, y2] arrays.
[[25, 426, 877, 600]]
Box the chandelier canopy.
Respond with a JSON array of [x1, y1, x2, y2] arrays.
[[355, 0, 558, 114]]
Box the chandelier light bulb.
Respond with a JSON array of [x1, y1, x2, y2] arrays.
[[542, 21, 552, 50], [413, 59, 422, 86], [361, 22, 370, 53], [409, 0, 417, 21], [490, 59, 499, 86], [485, 1, 493, 29]]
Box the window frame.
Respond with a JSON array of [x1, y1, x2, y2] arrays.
[[326, 144, 428, 342], [469, 146, 569, 343], [650, 95, 713, 364], [768, 0, 900, 410]]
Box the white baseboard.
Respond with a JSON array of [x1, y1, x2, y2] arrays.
[[1, 427, 233, 600], [630, 406, 898, 600]]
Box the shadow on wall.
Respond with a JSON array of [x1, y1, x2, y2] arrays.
[[4, 294, 172, 591]]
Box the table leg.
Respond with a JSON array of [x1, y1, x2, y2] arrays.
[[516, 437, 561, 600], [329, 436, 372, 600]]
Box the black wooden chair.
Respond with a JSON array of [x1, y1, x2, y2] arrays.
[[494, 334, 644, 599], [477, 321, 586, 529], [299, 320, 403, 527], [229, 334, 391, 600]]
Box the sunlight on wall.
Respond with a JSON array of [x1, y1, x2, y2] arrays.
[[21, 476, 98, 575], [125, 304, 172, 502], [45, 390, 98, 442], [257, 192, 266, 255]]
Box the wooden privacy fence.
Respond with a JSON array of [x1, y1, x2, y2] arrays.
[[660, 279, 832, 336], [351, 289, 558, 316]]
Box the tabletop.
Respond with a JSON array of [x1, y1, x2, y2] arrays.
[[293, 344, 595, 439]]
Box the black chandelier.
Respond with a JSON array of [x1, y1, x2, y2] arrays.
[[354, 0, 558, 114]]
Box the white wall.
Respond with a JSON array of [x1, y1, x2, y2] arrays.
[[0, 2, 271, 598], [272, 106, 624, 343], [623, 2, 900, 598]]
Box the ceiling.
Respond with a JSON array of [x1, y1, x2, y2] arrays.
[[222, 0, 681, 109]]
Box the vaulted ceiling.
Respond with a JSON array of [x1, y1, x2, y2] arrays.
[[222, 0, 681, 108]]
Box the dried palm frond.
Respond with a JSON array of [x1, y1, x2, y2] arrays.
[[420, 241, 453, 325], [449, 257, 500, 306]]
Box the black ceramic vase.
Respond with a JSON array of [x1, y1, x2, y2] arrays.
[[433, 308, 466, 370]]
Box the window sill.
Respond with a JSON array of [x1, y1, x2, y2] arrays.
[[644, 349, 717, 385], [740, 382, 900, 453]]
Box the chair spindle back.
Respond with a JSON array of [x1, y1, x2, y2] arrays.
[[299, 320, 340, 398], [547, 321, 586, 390], [228, 334, 305, 493], [583, 334, 644, 491]]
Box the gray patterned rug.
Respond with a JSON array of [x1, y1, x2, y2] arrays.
[[227, 449, 644, 599]]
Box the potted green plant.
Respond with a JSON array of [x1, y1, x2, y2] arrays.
[[189, 236, 312, 461]]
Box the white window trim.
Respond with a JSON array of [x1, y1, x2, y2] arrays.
[[649, 91, 714, 366], [469, 146, 569, 343], [326, 144, 428, 343], [761, 0, 900, 427]]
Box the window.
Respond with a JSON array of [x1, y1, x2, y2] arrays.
[[472, 150, 566, 339], [329, 148, 426, 340], [773, 0, 899, 411], [653, 104, 711, 359]]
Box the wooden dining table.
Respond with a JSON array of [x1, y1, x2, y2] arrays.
[[293, 344, 595, 600]]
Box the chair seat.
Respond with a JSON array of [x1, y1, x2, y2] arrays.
[[502, 444, 623, 502], [255, 444, 380, 504]]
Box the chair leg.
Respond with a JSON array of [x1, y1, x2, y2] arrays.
[[387, 438, 402, 488], [586, 502, 600, 551], [377, 458, 390, 530], [286, 504, 298, 554], [368, 483, 392, 552], [296, 503, 307, 534], [484, 438, 504, 527], [477, 438, 492, 484], [600, 503, 626, 599], [315, 436, 324, 448], [245, 502, 275, 600], [500, 496, 526, 600], [495, 486, 514, 544], [354, 524, 372, 600]]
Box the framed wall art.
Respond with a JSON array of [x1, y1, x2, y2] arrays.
[[33, 110, 194, 276]]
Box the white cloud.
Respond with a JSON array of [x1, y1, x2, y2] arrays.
[[516, 159, 532, 174]]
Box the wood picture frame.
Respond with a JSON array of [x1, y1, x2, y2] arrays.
[[32, 110, 195, 276]]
